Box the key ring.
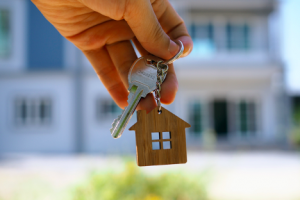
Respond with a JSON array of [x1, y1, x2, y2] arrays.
[[162, 40, 184, 65]]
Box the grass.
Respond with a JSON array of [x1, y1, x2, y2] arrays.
[[0, 158, 209, 200], [72, 161, 208, 200]]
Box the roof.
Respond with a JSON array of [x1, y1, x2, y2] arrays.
[[129, 106, 191, 131], [170, 0, 276, 12]]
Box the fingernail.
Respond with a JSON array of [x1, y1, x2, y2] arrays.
[[169, 40, 179, 57]]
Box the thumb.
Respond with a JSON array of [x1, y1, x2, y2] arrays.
[[124, 0, 179, 60]]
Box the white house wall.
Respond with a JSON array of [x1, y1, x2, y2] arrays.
[[175, 64, 283, 144], [0, 74, 75, 153], [82, 74, 136, 154]]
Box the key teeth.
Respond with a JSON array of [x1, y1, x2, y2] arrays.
[[110, 115, 121, 132], [110, 107, 126, 134]]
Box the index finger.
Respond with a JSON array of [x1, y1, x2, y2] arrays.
[[79, 0, 180, 59]]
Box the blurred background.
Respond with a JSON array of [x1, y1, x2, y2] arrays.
[[0, 0, 300, 199]]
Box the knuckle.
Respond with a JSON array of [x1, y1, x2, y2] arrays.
[[95, 63, 117, 78], [123, 0, 145, 20], [148, 24, 167, 46], [111, 0, 127, 20], [65, 25, 106, 51]]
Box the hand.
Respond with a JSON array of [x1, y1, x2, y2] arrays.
[[32, 0, 193, 112]]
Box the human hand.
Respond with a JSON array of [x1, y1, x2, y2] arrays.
[[31, 0, 193, 112]]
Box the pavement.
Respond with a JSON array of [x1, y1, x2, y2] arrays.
[[0, 151, 300, 200]]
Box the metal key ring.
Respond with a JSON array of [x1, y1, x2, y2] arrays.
[[162, 40, 184, 65]]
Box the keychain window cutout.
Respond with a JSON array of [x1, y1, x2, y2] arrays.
[[151, 132, 160, 140], [152, 142, 160, 150], [162, 132, 171, 139], [163, 141, 171, 149], [151, 132, 172, 150]]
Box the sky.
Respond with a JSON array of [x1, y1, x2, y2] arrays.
[[281, 0, 300, 93]]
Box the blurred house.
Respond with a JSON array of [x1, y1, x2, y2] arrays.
[[173, 0, 288, 149], [0, 0, 288, 154]]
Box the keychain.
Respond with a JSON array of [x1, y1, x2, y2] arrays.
[[110, 40, 190, 166]]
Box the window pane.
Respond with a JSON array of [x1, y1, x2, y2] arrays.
[[238, 101, 257, 135], [111, 102, 121, 114], [163, 141, 171, 149], [102, 100, 110, 114], [162, 132, 171, 139], [21, 100, 27, 123], [248, 102, 256, 132], [151, 132, 160, 140], [96, 99, 121, 119], [40, 99, 51, 122], [152, 142, 160, 150], [191, 23, 215, 55], [0, 9, 10, 58], [239, 101, 248, 133], [227, 23, 250, 50], [189, 102, 202, 134]]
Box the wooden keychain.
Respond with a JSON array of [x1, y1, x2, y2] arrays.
[[110, 40, 190, 166], [129, 43, 191, 167]]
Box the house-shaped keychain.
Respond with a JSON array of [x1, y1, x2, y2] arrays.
[[129, 106, 191, 166]]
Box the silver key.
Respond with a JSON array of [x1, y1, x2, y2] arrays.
[[110, 55, 166, 138]]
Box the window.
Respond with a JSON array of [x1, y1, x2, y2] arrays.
[[14, 97, 52, 126], [189, 102, 202, 134], [190, 17, 252, 55], [0, 9, 10, 58], [237, 100, 256, 135], [191, 23, 215, 55], [226, 23, 250, 50], [151, 132, 172, 150], [96, 98, 121, 119]]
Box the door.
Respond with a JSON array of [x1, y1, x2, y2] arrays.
[[213, 100, 228, 139]]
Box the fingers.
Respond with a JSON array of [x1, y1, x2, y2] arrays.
[[79, 0, 177, 59], [31, 0, 112, 38], [160, 63, 178, 104], [154, 0, 193, 57], [106, 40, 157, 112], [67, 20, 134, 51], [83, 47, 129, 109], [132, 38, 178, 105], [106, 40, 137, 88], [123, 0, 180, 60]]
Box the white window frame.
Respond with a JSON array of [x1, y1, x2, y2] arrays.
[[188, 13, 268, 60], [235, 99, 259, 138], [14, 96, 52, 127], [0, 0, 27, 72], [188, 100, 205, 135]]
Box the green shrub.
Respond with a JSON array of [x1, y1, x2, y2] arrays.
[[290, 126, 300, 147], [72, 162, 208, 200], [291, 107, 300, 147]]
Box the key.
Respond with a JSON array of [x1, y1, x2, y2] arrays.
[[110, 55, 167, 138]]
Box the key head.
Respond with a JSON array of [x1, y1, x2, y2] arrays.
[[128, 55, 163, 96]]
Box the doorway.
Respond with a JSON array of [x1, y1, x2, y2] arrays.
[[213, 100, 228, 139]]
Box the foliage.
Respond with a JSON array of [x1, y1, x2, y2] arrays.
[[72, 162, 208, 200], [290, 105, 300, 147], [290, 126, 300, 147], [293, 104, 300, 125]]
